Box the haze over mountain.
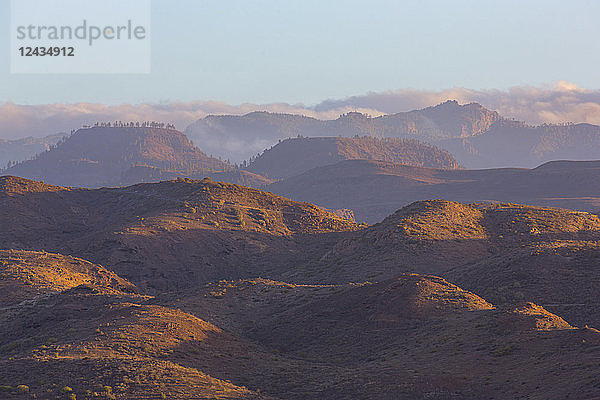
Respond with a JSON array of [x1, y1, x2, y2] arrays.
[[246, 136, 460, 179], [268, 159, 600, 223], [5, 100, 600, 183], [1, 123, 463, 190], [186, 100, 600, 168], [1, 126, 240, 188], [441, 119, 600, 169], [0, 134, 64, 169], [2, 176, 600, 398], [185, 101, 500, 162]]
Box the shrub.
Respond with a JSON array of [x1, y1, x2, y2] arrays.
[[16, 385, 29, 393]]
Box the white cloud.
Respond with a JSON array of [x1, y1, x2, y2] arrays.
[[2, 81, 600, 161], [314, 81, 600, 126]]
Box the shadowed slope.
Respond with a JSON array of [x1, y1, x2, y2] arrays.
[[320, 200, 600, 327], [0, 287, 271, 399], [267, 159, 600, 223], [0, 176, 358, 292], [154, 275, 598, 400]]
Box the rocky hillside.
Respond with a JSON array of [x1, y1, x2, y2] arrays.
[[3, 261, 598, 399], [2, 175, 600, 398], [0, 175, 358, 292], [267, 159, 600, 223], [3, 126, 230, 188], [318, 199, 600, 327], [247, 136, 460, 179], [153, 276, 598, 400], [0, 249, 136, 306]]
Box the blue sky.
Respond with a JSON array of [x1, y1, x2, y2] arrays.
[[1, 0, 599, 105]]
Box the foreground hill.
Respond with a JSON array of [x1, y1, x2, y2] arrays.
[[3, 126, 231, 188], [267, 159, 600, 223], [0, 175, 357, 292], [316, 199, 600, 327], [246, 136, 460, 179], [0, 265, 270, 399], [154, 276, 600, 399], [185, 101, 501, 162], [0, 249, 136, 307], [3, 262, 598, 399], [2, 176, 600, 397]]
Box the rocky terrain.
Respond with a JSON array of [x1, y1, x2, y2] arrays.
[[0, 175, 358, 292], [321, 199, 600, 328], [2, 176, 600, 399]]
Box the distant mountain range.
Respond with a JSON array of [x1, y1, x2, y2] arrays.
[[184, 100, 501, 162], [5, 100, 600, 176], [186, 100, 600, 168], [246, 136, 459, 179], [3, 100, 600, 196], [1, 125, 459, 189], [267, 159, 600, 223]]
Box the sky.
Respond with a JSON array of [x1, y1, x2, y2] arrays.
[[1, 0, 600, 106]]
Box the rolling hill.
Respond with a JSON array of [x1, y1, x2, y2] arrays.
[[3, 255, 598, 399], [3, 176, 600, 398], [0, 175, 358, 292], [246, 136, 460, 179], [314, 199, 600, 328], [267, 159, 600, 223]]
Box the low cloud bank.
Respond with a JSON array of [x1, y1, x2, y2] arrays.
[[2, 81, 599, 159], [316, 81, 600, 126]]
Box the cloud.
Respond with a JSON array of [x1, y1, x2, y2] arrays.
[[314, 81, 600, 126], [0, 100, 384, 141], [1, 81, 600, 161]]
